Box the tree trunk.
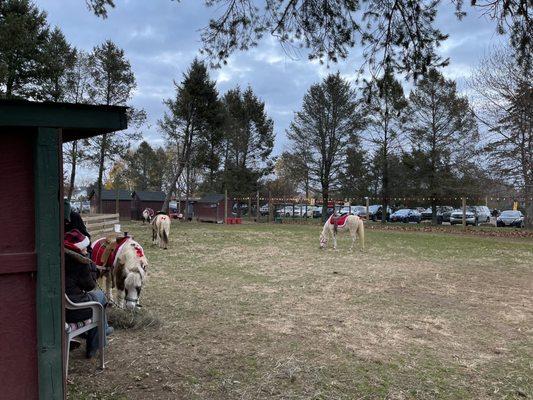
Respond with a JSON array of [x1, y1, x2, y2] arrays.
[[67, 141, 78, 200], [322, 185, 329, 223], [97, 134, 108, 213], [381, 153, 389, 224], [162, 163, 185, 213]]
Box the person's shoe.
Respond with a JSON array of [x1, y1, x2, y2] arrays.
[[106, 326, 114, 336], [86, 347, 97, 359], [69, 339, 82, 351]]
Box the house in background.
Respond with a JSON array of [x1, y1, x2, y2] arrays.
[[193, 194, 233, 223], [131, 191, 166, 220], [88, 189, 131, 219]]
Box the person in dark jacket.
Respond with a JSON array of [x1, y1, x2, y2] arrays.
[[64, 199, 92, 253], [64, 229, 113, 358]]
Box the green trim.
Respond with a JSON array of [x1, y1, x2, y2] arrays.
[[0, 100, 127, 138], [35, 128, 64, 400]]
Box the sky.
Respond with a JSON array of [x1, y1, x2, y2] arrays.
[[37, 0, 504, 172]]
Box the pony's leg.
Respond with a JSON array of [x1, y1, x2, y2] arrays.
[[105, 273, 113, 303], [350, 229, 355, 251], [333, 233, 337, 250]]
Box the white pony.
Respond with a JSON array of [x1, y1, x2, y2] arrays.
[[92, 236, 148, 310], [152, 213, 170, 249], [319, 214, 365, 251], [142, 208, 154, 224]]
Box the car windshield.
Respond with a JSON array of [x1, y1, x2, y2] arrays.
[[353, 206, 366, 212], [395, 209, 410, 215], [501, 211, 521, 217], [368, 205, 380, 212], [423, 208, 432, 213]]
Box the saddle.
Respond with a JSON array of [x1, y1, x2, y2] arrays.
[[91, 234, 129, 288], [330, 213, 349, 234]]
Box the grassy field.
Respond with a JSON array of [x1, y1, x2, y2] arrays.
[[67, 221, 532, 400]]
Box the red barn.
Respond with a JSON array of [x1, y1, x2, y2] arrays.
[[131, 191, 165, 220], [88, 189, 132, 219], [194, 194, 233, 223], [0, 99, 127, 400]]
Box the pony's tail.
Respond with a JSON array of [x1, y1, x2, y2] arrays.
[[357, 218, 365, 252]]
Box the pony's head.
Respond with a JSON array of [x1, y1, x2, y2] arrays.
[[118, 240, 148, 310], [319, 232, 328, 249]]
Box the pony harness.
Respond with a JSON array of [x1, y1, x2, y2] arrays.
[[91, 236, 130, 270]]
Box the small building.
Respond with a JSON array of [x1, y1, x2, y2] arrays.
[[194, 193, 233, 223], [0, 98, 127, 400], [88, 189, 132, 219], [170, 197, 199, 220], [131, 191, 166, 220]]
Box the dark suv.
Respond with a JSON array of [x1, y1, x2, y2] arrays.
[[368, 205, 392, 221]]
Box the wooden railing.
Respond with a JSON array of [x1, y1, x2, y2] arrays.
[[84, 214, 120, 238]]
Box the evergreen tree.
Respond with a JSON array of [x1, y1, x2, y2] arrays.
[[40, 26, 76, 101], [123, 141, 168, 191], [85, 40, 138, 212], [0, 0, 49, 98], [287, 73, 362, 220], [339, 135, 372, 201], [405, 69, 478, 222], [362, 68, 408, 222], [221, 86, 274, 195], [159, 59, 221, 211]]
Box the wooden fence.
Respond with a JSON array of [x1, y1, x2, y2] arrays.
[[84, 213, 120, 238]]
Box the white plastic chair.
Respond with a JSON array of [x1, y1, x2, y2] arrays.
[[64, 294, 105, 377]]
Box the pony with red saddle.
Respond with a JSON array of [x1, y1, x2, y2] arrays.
[[319, 213, 365, 251], [91, 234, 148, 309]]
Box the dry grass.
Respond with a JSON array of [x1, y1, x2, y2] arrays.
[[67, 222, 533, 400]]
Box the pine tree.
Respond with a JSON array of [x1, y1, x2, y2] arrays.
[[86, 40, 138, 212], [362, 68, 408, 222], [159, 59, 221, 211], [0, 0, 49, 98], [405, 69, 478, 223], [221, 86, 274, 195], [288, 73, 362, 220]]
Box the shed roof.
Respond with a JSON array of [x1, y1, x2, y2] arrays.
[[132, 191, 166, 202], [0, 99, 128, 142], [89, 189, 132, 201], [198, 193, 225, 203]]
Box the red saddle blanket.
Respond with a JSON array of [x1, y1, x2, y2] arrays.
[[329, 213, 349, 228], [91, 236, 129, 269]]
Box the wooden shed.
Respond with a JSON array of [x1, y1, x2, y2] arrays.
[[88, 189, 132, 219], [131, 191, 165, 220], [0, 99, 127, 400], [194, 193, 233, 223]]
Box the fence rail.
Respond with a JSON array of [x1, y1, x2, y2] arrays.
[[85, 213, 120, 238]]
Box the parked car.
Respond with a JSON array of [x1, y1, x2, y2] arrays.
[[421, 206, 454, 222], [259, 203, 270, 216], [390, 209, 422, 223], [71, 200, 90, 214], [276, 205, 294, 217], [450, 206, 491, 226], [313, 206, 335, 219], [496, 210, 525, 228], [292, 205, 313, 217], [368, 205, 392, 221]]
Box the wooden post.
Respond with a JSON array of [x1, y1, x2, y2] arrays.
[[35, 128, 64, 400], [248, 196, 252, 222], [366, 197, 369, 220], [485, 196, 488, 207], [115, 187, 119, 216], [256, 191, 260, 223], [462, 197, 466, 230], [224, 189, 228, 223], [268, 191, 272, 223]]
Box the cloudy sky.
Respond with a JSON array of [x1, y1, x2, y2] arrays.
[[39, 0, 503, 158]]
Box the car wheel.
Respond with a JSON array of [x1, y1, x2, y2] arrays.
[[285, 213, 290, 217]]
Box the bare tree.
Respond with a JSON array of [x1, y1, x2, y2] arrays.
[[470, 45, 532, 226]]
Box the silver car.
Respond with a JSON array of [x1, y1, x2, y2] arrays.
[[450, 206, 491, 226]]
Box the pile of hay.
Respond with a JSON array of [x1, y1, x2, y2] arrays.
[[107, 306, 162, 330]]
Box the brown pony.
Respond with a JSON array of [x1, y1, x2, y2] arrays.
[[92, 236, 148, 309], [152, 213, 170, 249]]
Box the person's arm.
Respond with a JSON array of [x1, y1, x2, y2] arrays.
[[77, 263, 97, 292]]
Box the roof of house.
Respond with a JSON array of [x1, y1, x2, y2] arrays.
[[0, 99, 128, 142], [132, 191, 166, 202], [197, 193, 225, 203], [89, 189, 132, 201]]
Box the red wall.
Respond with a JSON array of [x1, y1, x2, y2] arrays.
[[0, 131, 38, 399]]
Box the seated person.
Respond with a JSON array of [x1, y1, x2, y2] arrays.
[[64, 199, 92, 253], [64, 229, 113, 358]]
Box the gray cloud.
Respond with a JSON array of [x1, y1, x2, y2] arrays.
[[40, 0, 501, 158]]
